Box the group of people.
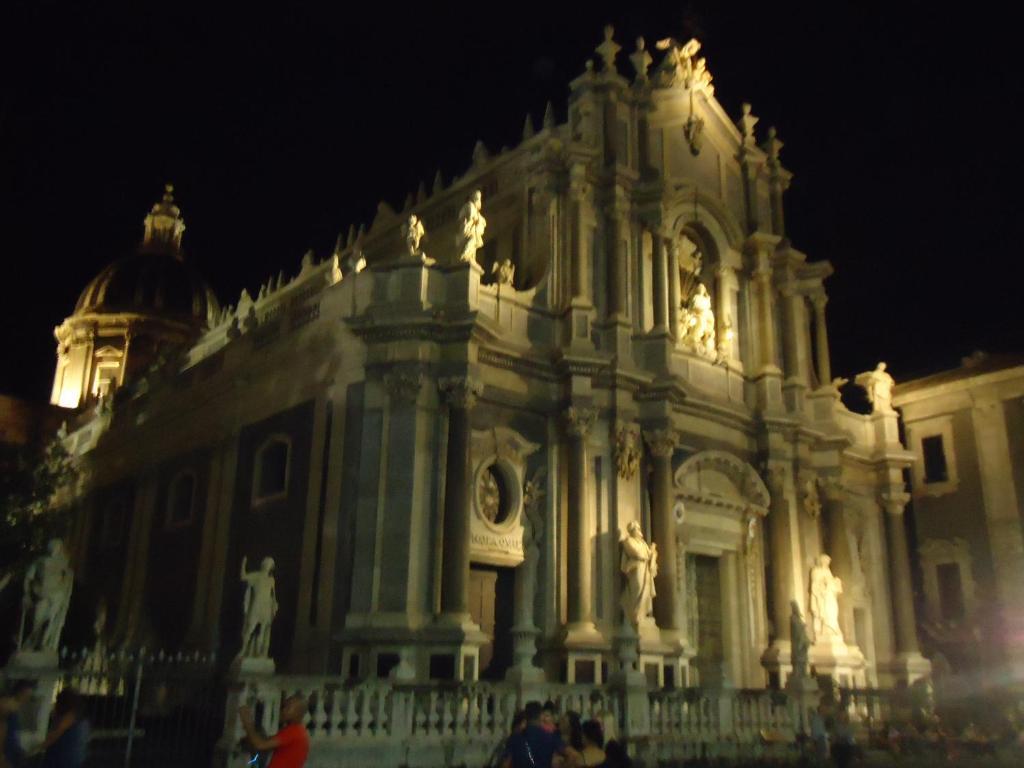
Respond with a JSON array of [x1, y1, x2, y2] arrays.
[[1, 683, 88, 768], [493, 701, 632, 768]]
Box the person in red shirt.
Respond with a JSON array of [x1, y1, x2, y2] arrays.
[[239, 695, 310, 768]]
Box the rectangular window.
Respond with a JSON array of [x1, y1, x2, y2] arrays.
[[937, 562, 965, 621], [922, 435, 949, 484]]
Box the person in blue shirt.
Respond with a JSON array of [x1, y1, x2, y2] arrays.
[[501, 701, 569, 768], [38, 688, 89, 768], [1, 680, 36, 768]]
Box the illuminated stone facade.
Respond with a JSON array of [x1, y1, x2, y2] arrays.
[[53, 29, 930, 689]]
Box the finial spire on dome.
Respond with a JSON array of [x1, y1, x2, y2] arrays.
[[142, 182, 186, 256]]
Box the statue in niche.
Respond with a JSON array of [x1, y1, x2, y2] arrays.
[[716, 316, 734, 362], [239, 555, 278, 658], [789, 600, 811, 677], [679, 283, 716, 357], [20, 539, 73, 652], [809, 554, 843, 642], [478, 467, 501, 523], [620, 521, 658, 627], [455, 190, 487, 264], [855, 362, 896, 414]]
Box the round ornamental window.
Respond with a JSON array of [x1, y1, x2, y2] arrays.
[[475, 459, 523, 529], [479, 464, 509, 525]]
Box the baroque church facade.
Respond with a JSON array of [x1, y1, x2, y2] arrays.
[[49, 29, 931, 692]]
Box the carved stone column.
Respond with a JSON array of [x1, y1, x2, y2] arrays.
[[754, 263, 777, 373], [606, 206, 628, 319], [645, 429, 682, 634], [651, 235, 668, 334], [880, 492, 921, 656], [667, 240, 681, 341], [715, 265, 739, 363], [569, 165, 591, 305], [811, 294, 831, 385], [438, 377, 482, 619], [564, 406, 597, 631]]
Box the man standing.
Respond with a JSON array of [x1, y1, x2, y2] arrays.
[[501, 701, 569, 768], [239, 695, 309, 768], [1, 681, 36, 768]]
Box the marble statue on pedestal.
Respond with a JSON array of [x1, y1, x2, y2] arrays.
[[239, 556, 278, 658], [789, 600, 811, 678], [855, 362, 895, 414], [402, 215, 427, 261], [455, 190, 487, 263], [19, 539, 73, 652], [809, 554, 843, 642], [620, 521, 658, 627]]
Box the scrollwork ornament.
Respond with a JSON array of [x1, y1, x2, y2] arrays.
[[615, 425, 641, 480]]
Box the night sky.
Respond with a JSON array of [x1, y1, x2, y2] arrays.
[[2, 2, 1020, 403]]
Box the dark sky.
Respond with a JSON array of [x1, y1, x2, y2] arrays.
[[2, 2, 1020, 402]]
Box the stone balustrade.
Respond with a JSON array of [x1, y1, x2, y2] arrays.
[[220, 677, 800, 767]]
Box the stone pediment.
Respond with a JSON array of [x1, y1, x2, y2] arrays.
[[674, 449, 769, 514]]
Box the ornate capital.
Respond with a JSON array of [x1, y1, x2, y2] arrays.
[[879, 491, 911, 516], [438, 376, 483, 410], [643, 428, 676, 458], [761, 463, 787, 495], [563, 406, 597, 438], [811, 292, 828, 312]]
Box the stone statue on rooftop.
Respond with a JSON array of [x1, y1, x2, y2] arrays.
[[456, 190, 487, 264], [655, 37, 713, 92], [855, 362, 896, 414], [403, 215, 425, 257]]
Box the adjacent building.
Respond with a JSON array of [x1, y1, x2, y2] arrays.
[[894, 352, 1024, 684]]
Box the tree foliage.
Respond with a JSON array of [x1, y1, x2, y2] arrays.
[[0, 436, 79, 584]]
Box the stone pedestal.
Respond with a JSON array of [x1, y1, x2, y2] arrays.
[[785, 672, 821, 735], [4, 654, 61, 752], [809, 638, 867, 688], [878, 652, 932, 687], [506, 624, 544, 684], [230, 656, 276, 676]]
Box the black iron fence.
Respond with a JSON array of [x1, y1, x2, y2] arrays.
[[57, 647, 224, 768]]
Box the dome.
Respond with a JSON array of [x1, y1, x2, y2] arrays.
[[74, 251, 219, 326], [73, 185, 219, 326]]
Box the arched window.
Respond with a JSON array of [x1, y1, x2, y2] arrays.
[[166, 470, 197, 528], [252, 435, 291, 506]]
